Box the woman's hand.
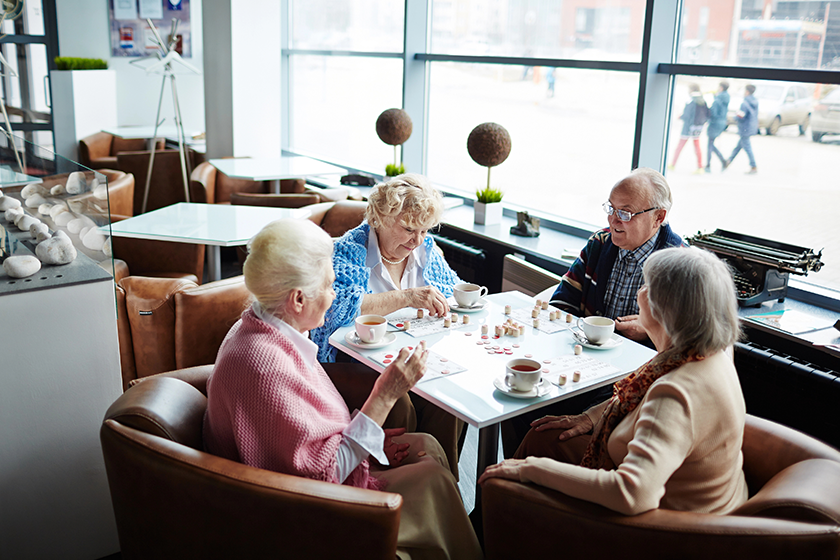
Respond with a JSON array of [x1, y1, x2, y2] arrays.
[[531, 413, 593, 442], [361, 342, 429, 426], [404, 286, 449, 317], [478, 458, 525, 485], [615, 314, 648, 342], [382, 427, 410, 467]]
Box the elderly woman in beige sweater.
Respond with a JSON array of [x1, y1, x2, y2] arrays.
[[480, 246, 748, 516]]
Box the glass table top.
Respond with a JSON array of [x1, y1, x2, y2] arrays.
[[208, 155, 347, 181]]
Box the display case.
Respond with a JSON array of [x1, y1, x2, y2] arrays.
[[0, 136, 122, 559]]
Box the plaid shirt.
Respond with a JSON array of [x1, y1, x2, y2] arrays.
[[603, 231, 659, 319]]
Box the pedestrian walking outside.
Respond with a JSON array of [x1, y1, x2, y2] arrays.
[[668, 83, 709, 174], [705, 81, 730, 173], [726, 84, 759, 174]]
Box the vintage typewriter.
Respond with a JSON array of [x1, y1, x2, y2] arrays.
[[686, 229, 824, 307]]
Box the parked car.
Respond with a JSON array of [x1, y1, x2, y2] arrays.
[[811, 87, 840, 142], [727, 81, 813, 135]]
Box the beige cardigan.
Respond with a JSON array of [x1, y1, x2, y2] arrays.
[[520, 349, 749, 515]]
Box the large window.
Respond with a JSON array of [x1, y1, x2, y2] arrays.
[[284, 0, 840, 295]]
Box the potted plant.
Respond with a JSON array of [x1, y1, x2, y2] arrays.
[[474, 185, 504, 225], [376, 108, 412, 177], [467, 122, 511, 225]]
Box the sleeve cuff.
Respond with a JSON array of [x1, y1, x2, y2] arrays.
[[345, 410, 388, 465]]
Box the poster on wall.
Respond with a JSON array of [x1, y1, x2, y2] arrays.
[[109, 0, 191, 58]]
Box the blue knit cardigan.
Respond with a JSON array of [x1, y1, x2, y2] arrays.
[[311, 222, 462, 362]]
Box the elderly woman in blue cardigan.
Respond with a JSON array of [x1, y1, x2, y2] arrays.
[[311, 173, 465, 477]]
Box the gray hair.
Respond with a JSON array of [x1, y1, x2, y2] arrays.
[[643, 246, 741, 357], [626, 167, 672, 222], [365, 173, 444, 230], [243, 219, 334, 316]]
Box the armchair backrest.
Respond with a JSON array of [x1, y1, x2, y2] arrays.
[[307, 200, 368, 238], [101, 374, 402, 559], [230, 192, 320, 208], [116, 149, 195, 214]]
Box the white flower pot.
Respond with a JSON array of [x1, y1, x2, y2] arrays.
[[474, 201, 503, 225]]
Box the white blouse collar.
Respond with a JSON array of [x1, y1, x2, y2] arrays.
[[251, 302, 319, 371]]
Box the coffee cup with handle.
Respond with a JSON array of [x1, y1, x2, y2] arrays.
[[453, 282, 488, 308], [504, 358, 542, 392], [355, 315, 387, 344], [575, 316, 615, 345]]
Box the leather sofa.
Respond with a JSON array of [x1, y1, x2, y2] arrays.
[[116, 149, 197, 215], [101, 367, 402, 559], [482, 414, 840, 560], [79, 131, 163, 170], [306, 200, 368, 237], [115, 275, 251, 390]]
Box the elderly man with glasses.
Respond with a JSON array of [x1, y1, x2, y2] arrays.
[[501, 168, 684, 457], [549, 167, 684, 342]]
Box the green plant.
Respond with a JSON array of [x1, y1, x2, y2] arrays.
[[54, 57, 108, 71], [475, 186, 503, 203], [385, 162, 405, 177]]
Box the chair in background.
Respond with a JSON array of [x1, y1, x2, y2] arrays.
[[79, 131, 163, 170], [115, 275, 250, 390], [116, 149, 197, 215], [307, 200, 368, 238], [501, 254, 562, 297], [229, 192, 321, 209], [100, 369, 402, 559], [482, 414, 840, 560]]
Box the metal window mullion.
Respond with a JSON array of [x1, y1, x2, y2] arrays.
[[280, 0, 291, 152], [402, 0, 430, 175], [658, 63, 840, 85]]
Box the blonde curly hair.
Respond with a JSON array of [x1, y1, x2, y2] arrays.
[[365, 173, 444, 230]]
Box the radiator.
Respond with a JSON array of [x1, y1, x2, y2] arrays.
[[734, 341, 840, 449], [501, 254, 562, 297], [431, 234, 485, 284]]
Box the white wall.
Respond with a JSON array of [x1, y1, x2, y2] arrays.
[[55, 0, 205, 135]]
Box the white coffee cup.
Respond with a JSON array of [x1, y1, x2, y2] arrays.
[[576, 316, 615, 345], [355, 315, 387, 344], [453, 282, 488, 308], [504, 358, 542, 392]]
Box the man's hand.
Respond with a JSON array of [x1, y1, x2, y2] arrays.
[[615, 314, 648, 341]]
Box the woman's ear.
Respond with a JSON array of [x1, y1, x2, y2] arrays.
[[288, 289, 306, 315]]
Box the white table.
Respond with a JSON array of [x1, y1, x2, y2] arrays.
[[208, 156, 347, 194], [107, 202, 310, 281], [329, 291, 656, 487]]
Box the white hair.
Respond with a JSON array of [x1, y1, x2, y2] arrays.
[[365, 173, 444, 229], [615, 167, 673, 223], [243, 219, 334, 316], [644, 246, 741, 357]]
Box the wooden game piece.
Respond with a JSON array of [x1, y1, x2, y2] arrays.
[[463, 315, 469, 324], [557, 374, 567, 386], [417, 309, 424, 319], [574, 344, 582, 355], [504, 305, 511, 315], [444, 318, 451, 328], [573, 370, 581, 382], [533, 318, 540, 328]]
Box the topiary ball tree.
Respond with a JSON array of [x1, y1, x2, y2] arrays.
[[376, 108, 413, 175], [467, 122, 511, 189]]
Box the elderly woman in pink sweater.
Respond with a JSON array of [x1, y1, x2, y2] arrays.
[[480, 247, 749, 516], [203, 219, 481, 560]]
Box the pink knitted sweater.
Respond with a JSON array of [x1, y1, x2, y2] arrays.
[[203, 309, 381, 489]]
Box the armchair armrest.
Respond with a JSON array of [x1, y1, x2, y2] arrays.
[[482, 478, 840, 560]]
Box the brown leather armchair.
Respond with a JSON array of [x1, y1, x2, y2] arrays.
[[307, 199, 368, 237], [115, 275, 251, 389], [79, 131, 163, 170], [229, 192, 321, 208], [482, 415, 840, 560], [116, 149, 196, 215], [101, 370, 402, 560]]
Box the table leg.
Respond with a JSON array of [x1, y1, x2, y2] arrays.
[[269, 179, 280, 194], [474, 423, 500, 510], [206, 246, 222, 282]]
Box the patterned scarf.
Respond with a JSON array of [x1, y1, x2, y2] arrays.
[[580, 350, 703, 469]]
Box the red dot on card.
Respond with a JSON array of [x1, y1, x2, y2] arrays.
[[504, 347, 511, 351], [496, 350, 504, 354], [543, 360, 551, 364], [525, 354, 533, 358], [395, 323, 403, 328], [465, 332, 472, 336], [542, 368, 550, 373], [385, 354, 393, 358], [441, 370, 450, 374], [513, 344, 520, 348], [476, 341, 484, 345], [408, 347, 413, 350], [505, 351, 513, 355], [440, 358, 448, 362], [383, 360, 391, 364], [481, 335, 489, 339]]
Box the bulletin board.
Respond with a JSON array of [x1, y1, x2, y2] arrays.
[[109, 0, 192, 58]]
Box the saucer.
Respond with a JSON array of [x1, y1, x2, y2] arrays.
[[493, 376, 552, 399], [344, 331, 397, 350], [572, 330, 623, 350], [447, 297, 488, 313]]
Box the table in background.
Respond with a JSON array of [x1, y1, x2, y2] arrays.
[[208, 156, 347, 194], [106, 202, 310, 281], [329, 290, 656, 488], [103, 125, 204, 150]]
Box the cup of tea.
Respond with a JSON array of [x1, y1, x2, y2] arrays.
[[355, 315, 387, 344], [575, 316, 615, 345], [504, 358, 542, 392], [453, 282, 488, 307]]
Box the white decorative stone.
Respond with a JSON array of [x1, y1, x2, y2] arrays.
[[21, 183, 48, 199], [38, 203, 52, 216], [5, 207, 23, 222], [29, 222, 49, 239], [3, 255, 41, 278], [50, 184, 66, 196], [24, 194, 47, 208], [79, 226, 91, 239], [92, 183, 108, 200], [49, 204, 69, 219], [36, 234, 77, 265], [36, 231, 51, 243], [101, 236, 112, 257], [65, 172, 86, 194], [54, 211, 74, 227], [67, 216, 95, 234], [16, 215, 39, 232], [82, 228, 107, 252], [0, 196, 22, 211]]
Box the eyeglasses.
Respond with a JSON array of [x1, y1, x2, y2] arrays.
[[602, 202, 659, 222]]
